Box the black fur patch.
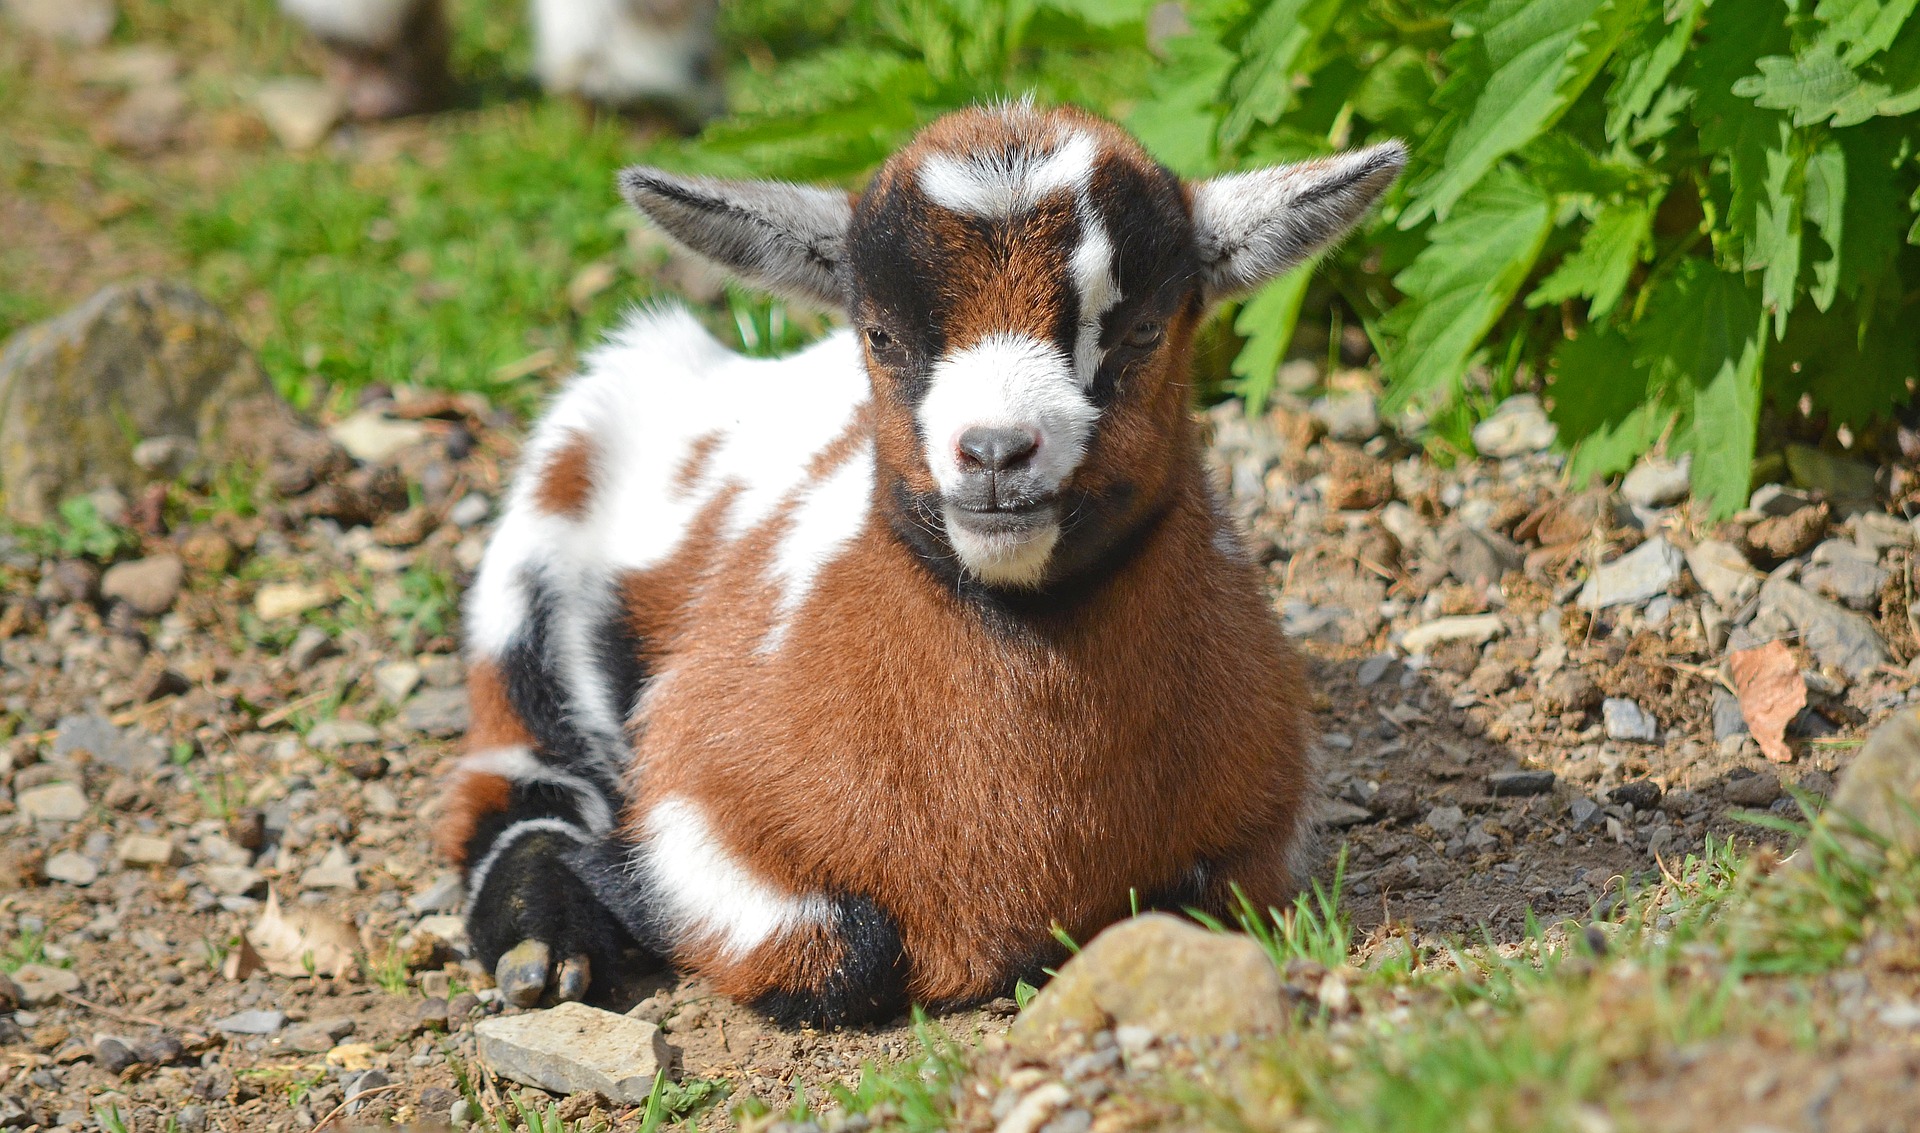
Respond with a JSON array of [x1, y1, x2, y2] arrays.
[[749, 893, 910, 1029], [466, 827, 654, 985], [499, 573, 629, 805]]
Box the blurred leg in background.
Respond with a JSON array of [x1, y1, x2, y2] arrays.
[[278, 0, 452, 119], [531, 0, 722, 126]]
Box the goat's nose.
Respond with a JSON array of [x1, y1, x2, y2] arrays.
[[955, 426, 1040, 473]]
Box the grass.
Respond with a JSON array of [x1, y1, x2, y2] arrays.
[[2, 926, 58, 972]]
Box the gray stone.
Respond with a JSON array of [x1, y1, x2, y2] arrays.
[[373, 661, 422, 704], [1757, 577, 1890, 681], [1311, 390, 1379, 442], [1610, 780, 1664, 810], [1724, 771, 1782, 809], [345, 1068, 391, 1113], [1685, 540, 1761, 610], [1827, 708, 1920, 855], [10, 963, 81, 1007], [53, 713, 164, 772], [1489, 770, 1556, 797], [1712, 687, 1749, 740], [1579, 537, 1683, 610], [43, 850, 99, 886], [1009, 915, 1286, 1052], [1751, 484, 1815, 517], [0, 280, 284, 525], [1569, 797, 1603, 830], [407, 873, 465, 915], [306, 719, 380, 749], [300, 845, 359, 891], [16, 781, 88, 822], [1620, 454, 1690, 509], [401, 687, 469, 736], [175, 1107, 207, 1133], [1424, 805, 1466, 836], [282, 1018, 355, 1053], [201, 865, 265, 897], [252, 78, 343, 152], [1440, 523, 1523, 587], [212, 1009, 286, 1036], [286, 626, 337, 671], [1470, 394, 1556, 458], [475, 1002, 672, 1105], [449, 494, 491, 528], [1803, 542, 1888, 610], [3, 0, 115, 45], [1603, 698, 1658, 742], [1356, 654, 1395, 687], [1399, 614, 1504, 654], [130, 434, 196, 476], [100, 555, 184, 616], [1322, 800, 1373, 829]]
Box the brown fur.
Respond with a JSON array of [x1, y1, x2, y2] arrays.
[[434, 659, 535, 863], [535, 431, 598, 518]]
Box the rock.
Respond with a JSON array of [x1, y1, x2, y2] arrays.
[[252, 78, 343, 151], [306, 718, 380, 749], [475, 1002, 672, 1105], [174, 1106, 207, 1133], [1324, 446, 1393, 511], [1010, 915, 1285, 1051], [0, 970, 18, 1012], [300, 845, 359, 891], [1746, 504, 1830, 562], [1488, 770, 1556, 797], [1712, 687, 1749, 740], [1610, 780, 1663, 810], [1723, 771, 1782, 809], [414, 997, 451, 1033], [1540, 670, 1601, 716], [1685, 540, 1761, 610], [41, 559, 100, 602], [1356, 653, 1395, 687], [287, 626, 338, 671], [373, 661, 422, 703], [3, 0, 115, 45], [0, 280, 286, 525], [402, 686, 469, 736], [1803, 542, 1888, 610], [212, 1009, 286, 1036], [254, 582, 332, 621], [1311, 391, 1379, 442], [1579, 537, 1683, 610], [94, 1037, 140, 1076], [1399, 614, 1504, 654], [16, 781, 88, 822], [282, 1018, 355, 1054], [53, 714, 163, 771], [43, 851, 98, 886], [178, 530, 234, 573], [1368, 782, 1420, 820], [407, 873, 464, 915], [328, 410, 430, 464], [1620, 454, 1691, 509], [201, 865, 266, 897], [1827, 708, 1920, 854], [1602, 698, 1658, 742], [1439, 523, 1522, 588], [449, 494, 491, 527], [345, 1068, 392, 1113], [1424, 805, 1466, 836], [1751, 484, 1814, 517], [1569, 797, 1602, 830], [1470, 394, 1556, 458], [1321, 800, 1373, 829], [496, 939, 552, 1009], [10, 963, 80, 1007], [100, 555, 184, 616], [1757, 578, 1890, 681]]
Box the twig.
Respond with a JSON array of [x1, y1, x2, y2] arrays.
[[316, 1083, 404, 1130], [256, 689, 331, 730], [58, 991, 170, 1030]]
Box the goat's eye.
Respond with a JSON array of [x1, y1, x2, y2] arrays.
[[864, 326, 896, 354], [1123, 320, 1165, 349]]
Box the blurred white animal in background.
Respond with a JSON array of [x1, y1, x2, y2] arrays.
[[277, 0, 720, 123]]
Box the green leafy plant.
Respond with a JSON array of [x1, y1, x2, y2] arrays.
[[4, 496, 138, 562], [1128, 0, 1920, 514]]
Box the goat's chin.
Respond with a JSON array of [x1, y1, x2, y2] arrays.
[[944, 508, 1058, 589]]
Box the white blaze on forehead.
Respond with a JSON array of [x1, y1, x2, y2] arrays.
[[918, 333, 1098, 496], [917, 130, 1099, 218]]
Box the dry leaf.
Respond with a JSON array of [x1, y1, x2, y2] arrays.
[[246, 887, 359, 978], [221, 933, 263, 981], [1730, 641, 1808, 764]]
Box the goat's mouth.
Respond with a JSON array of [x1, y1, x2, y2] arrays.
[[941, 499, 1060, 588]]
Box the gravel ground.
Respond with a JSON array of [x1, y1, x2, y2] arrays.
[[3, 375, 1913, 1130]]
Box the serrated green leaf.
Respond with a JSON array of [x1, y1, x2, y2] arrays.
[[1605, 0, 1707, 143], [1548, 327, 1673, 482], [1527, 196, 1658, 317], [1735, 44, 1891, 126], [1229, 267, 1312, 416], [1638, 260, 1767, 516], [1404, 0, 1642, 227], [1803, 140, 1847, 310], [1127, 32, 1237, 175], [1378, 166, 1555, 412], [1815, 0, 1920, 63], [1754, 134, 1805, 335], [1217, 0, 1342, 152]]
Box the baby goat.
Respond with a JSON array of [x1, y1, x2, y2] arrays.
[[438, 103, 1403, 1026]]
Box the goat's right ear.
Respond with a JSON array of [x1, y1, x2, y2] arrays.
[[618, 167, 854, 310]]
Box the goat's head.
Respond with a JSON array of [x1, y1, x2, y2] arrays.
[[621, 103, 1403, 590]]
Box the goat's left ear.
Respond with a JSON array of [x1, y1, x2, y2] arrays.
[[1189, 142, 1407, 302], [618, 167, 854, 310]]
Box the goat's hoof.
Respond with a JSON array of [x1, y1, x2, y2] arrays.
[[554, 954, 591, 1002], [496, 939, 552, 1008]]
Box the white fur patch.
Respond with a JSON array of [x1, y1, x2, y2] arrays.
[[918, 334, 1097, 497], [635, 798, 831, 960], [918, 130, 1098, 218], [457, 746, 616, 834], [760, 445, 875, 653], [1069, 211, 1118, 384]]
